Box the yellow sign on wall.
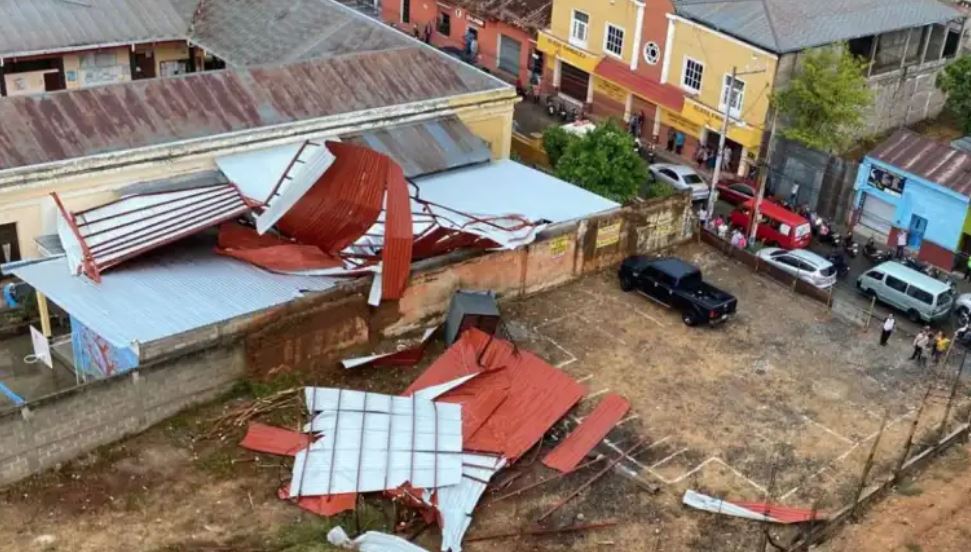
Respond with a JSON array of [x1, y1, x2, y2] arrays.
[[537, 32, 600, 73], [596, 221, 622, 249], [549, 235, 571, 258], [680, 99, 763, 149], [660, 108, 703, 137], [593, 76, 627, 103]]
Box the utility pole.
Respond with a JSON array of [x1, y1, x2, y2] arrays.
[[749, 110, 779, 242], [706, 65, 736, 218], [706, 64, 767, 218]]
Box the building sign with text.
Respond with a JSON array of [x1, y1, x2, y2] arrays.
[[867, 165, 907, 197]]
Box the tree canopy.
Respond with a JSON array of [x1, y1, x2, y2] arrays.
[[773, 45, 872, 153], [937, 55, 971, 133], [542, 121, 646, 203]]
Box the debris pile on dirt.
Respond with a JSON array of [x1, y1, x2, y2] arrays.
[[235, 326, 632, 550]]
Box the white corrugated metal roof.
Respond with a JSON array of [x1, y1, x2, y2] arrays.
[[413, 160, 620, 223], [4, 238, 336, 348], [0, 0, 192, 58], [292, 388, 464, 496]]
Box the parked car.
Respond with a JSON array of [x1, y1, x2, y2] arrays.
[[954, 292, 971, 325], [856, 261, 955, 322], [715, 178, 756, 206], [729, 199, 811, 249], [648, 163, 709, 202], [618, 256, 738, 326], [756, 247, 837, 289]]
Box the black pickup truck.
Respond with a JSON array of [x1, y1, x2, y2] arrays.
[[618, 256, 738, 326]]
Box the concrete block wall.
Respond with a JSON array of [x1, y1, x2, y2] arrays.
[[0, 345, 244, 487]]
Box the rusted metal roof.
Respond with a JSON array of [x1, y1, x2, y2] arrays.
[[542, 393, 630, 473], [343, 117, 492, 178], [190, 0, 413, 66], [869, 129, 971, 197], [0, 0, 192, 58], [449, 0, 552, 31], [0, 47, 506, 171]]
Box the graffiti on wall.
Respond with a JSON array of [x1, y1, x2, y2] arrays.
[[71, 316, 139, 381]]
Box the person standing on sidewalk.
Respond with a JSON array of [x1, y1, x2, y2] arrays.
[[896, 231, 907, 259], [880, 314, 895, 346], [911, 328, 929, 363], [964, 254, 971, 282]]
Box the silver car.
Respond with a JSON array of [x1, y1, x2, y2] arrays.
[[756, 247, 837, 288], [648, 163, 709, 201]]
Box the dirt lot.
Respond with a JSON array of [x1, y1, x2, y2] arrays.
[[821, 444, 971, 552], [1, 241, 969, 551]]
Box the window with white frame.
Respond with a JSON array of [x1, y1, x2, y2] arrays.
[[604, 24, 624, 57], [570, 10, 589, 47], [682, 57, 703, 92], [719, 74, 745, 117]]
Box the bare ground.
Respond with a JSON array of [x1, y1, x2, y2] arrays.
[[1, 241, 969, 551]]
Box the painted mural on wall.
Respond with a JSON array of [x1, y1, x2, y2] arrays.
[[71, 316, 139, 381]]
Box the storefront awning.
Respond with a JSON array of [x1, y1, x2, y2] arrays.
[[594, 58, 684, 112]]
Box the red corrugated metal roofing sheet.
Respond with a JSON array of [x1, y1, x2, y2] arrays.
[[406, 328, 585, 460], [215, 222, 341, 272], [239, 422, 314, 456], [381, 161, 413, 299], [541, 394, 629, 473], [594, 58, 684, 112], [277, 483, 357, 517], [730, 501, 828, 524], [277, 142, 386, 255]]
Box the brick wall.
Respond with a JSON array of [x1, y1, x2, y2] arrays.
[[0, 193, 692, 487], [0, 344, 244, 487]]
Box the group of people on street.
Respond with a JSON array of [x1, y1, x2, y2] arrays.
[[909, 326, 951, 365], [694, 145, 733, 172]]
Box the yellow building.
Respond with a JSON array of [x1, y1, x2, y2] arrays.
[[537, 0, 686, 122], [660, 14, 779, 174]]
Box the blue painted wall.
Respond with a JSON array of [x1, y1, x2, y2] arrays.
[[853, 157, 969, 250]]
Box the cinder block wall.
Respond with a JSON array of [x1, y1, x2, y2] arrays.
[[0, 345, 244, 487], [0, 193, 692, 488]]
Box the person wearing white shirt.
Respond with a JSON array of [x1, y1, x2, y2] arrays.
[[880, 314, 895, 346], [896, 231, 907, 259]]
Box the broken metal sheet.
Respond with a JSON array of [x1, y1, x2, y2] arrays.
[[256, 140, 337, 234], [437, 453, 507, 552], [542, 394, 630, 473], [407, 329, 585, 461], [54, 185, 250, 281], [328, 526, 429, 551], [277, 483, 357, 517], [239, 422, 314, 457], [290, 388, 463, 496], [682, 490, 826, 524], [340, 327, 437, 370], [215, 142, 305, 203], [367, 267, 383, 308], [411, 373, 480, 401]]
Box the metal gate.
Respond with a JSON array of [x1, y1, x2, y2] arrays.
[[498, 34, 521, 77], [559, 62, 589, 103], [858, 192, 895, 236]]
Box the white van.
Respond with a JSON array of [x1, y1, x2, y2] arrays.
[[856, 261, 954, 322]]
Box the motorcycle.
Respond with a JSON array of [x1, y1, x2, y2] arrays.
[[843, 234, 859, 258], [825, 252, 851, 279], [545, 95, 558, 117], [863, 239, 891, 264]]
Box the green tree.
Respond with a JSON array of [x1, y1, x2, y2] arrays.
[[773, 45, 872, 152], [541, 125, 577, 168], [551, 121, 646, 203], [937, 55, 971, 133]]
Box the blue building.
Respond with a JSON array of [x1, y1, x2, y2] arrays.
[[853, 129, 971, 269]]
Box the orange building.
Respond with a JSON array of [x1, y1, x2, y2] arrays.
[[381, 0, 551, 87]]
